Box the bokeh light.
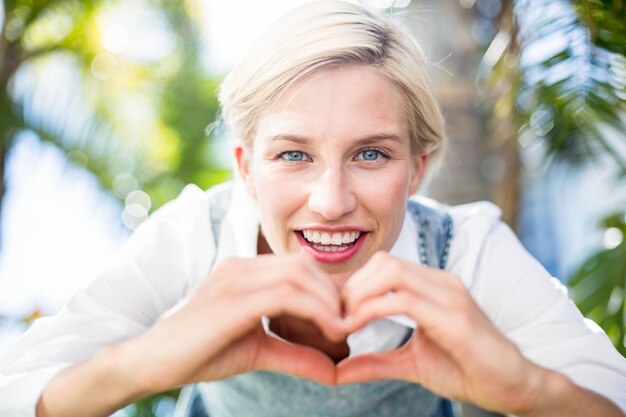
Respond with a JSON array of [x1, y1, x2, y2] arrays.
[[91, 53, 118, 80], [102, 25, 130, 54], [113, 173, 140, 198], [603, 227, 623, 249]]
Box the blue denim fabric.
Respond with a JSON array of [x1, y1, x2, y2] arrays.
[[174, 184, 455, 417]]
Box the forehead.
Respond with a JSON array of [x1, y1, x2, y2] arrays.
[[255, 65, 409, 145]]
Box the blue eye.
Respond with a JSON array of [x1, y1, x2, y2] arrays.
[[357, 149, 382, 161], [281, 151, 308, 162]]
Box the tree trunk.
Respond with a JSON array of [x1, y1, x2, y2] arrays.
[[489, 0, 521, 230], [491, 117, 521, 228]]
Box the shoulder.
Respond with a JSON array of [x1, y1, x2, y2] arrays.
[[139, 181, 234, 234], [123, 183, 214, 258], [412, 197, 510, 287], [144, 183, 211, 225], [409, 196, 504, 258], [446, 200, 503, 230], [118, 183, 231, 292], [409, 195, 501, 228], [446, 200, 505, 269]]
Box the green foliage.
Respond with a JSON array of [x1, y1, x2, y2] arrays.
[[1, 0, 226, 222], [569, 213, 626, 356], [558, 0, 626, 357], [1, 0, 227, 415], [485, 0, 626, 171], [483, 0, 626, 356], [122, 390, 180, 417]]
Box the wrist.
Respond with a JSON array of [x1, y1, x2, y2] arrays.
[[36, 343, 155, 417], [517, 368, 625, 417], [518, 368, 571, 417], [104, 340, 157, 401], [503, 361, 548, 416]]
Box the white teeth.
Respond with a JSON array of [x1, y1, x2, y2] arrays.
[[301, 230, 362, 246], [314, 244, 349, 252], [303, 230, 323, 243]]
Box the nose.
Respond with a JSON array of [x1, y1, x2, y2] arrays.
[[307, 166, 357, 220]]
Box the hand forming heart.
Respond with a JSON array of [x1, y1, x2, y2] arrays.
[[128, 251, 544, 415]]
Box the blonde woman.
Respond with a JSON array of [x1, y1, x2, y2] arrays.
[[1, 2, 625, 416]]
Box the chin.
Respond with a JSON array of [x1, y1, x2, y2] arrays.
[[316, 258, 366, 287], [327, 271, 353, 288]]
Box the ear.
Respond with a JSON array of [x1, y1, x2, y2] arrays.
[[408, 153, 429, 195], [234, 145, 257, 199]]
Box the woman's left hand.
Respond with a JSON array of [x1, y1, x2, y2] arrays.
[[336, 251, 545, 415]]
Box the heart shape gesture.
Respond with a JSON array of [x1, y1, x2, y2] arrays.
[[130, 252, 544, 415]]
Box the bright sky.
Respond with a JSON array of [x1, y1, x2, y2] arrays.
[[0, 133, 127, 318]]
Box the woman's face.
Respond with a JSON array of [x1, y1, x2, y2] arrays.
[[236, 65, 426, 286]]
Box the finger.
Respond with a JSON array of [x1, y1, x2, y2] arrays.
[[336, 346, 415, 384], [344, 290, 495, 360], [345, 251, 461, 293], [215, 254, 342, 317], [342, 252, 411, 311], [337, 342, 466, 400], [343, 290, 467, 350], [237, 283, 346, 341], [254, 334, 337, 385], [344, 258, 467, 317], [342, 290, 427, 333]]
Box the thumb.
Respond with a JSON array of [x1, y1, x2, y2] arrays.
[[336, 346, 415, 385], [253, 335, 337, 385]]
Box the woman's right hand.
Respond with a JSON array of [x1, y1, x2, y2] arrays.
[[120, 253, 344, 394]]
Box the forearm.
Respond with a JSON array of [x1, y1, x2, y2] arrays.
[[519, 369, 625, 417], [36, 344, 153, 417]]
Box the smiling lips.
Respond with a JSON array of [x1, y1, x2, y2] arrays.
[[296, 229, 366, 263]]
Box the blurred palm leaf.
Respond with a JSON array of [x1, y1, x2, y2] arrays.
[[569, 213, 626, 356], [481, 0, 626, 356], [484, 0, 626, 172]]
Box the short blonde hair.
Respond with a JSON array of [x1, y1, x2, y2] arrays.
[[218, 0, 445, 161]]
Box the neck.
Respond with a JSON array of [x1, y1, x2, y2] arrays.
[[270, 315, 350, 363], [257, 232, 273, 255]]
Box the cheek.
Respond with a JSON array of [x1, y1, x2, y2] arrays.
[[356, 167, 412, 241], [252, 167, 304, 248], [254, 168, 301, 213], [358, 166, 412, 208]]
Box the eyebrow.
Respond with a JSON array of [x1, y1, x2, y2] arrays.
[[269, 133, 403, 145], [270, 134, 311, 144]]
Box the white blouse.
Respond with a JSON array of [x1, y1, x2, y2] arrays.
[[1, 180, 625, 416]]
